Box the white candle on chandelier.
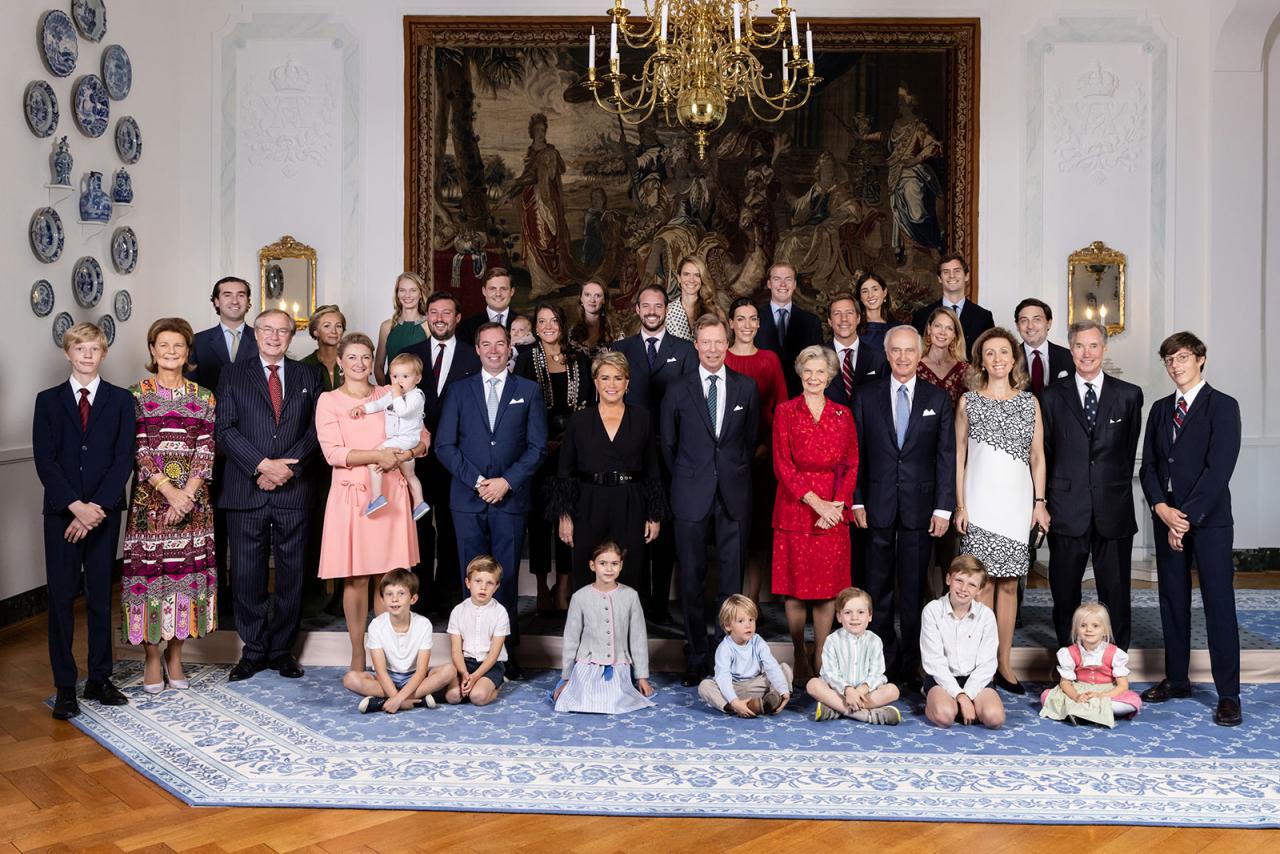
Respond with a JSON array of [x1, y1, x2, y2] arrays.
[[661, 2, 669, 42], [790, 11, 799, 48], [589, 27, 596, 69], [1099, 304, 1108, 320], [782, 45, 789, 83], [610, 20, 618, 61], [806, 24, 813, 65], [732, 3, 741, 42]]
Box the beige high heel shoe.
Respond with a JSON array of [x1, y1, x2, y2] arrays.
[[163, 657, 190, 690], [142, 658, 165, 695]]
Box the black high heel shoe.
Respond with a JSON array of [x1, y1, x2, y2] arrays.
[[994, 670, 1026, 695]]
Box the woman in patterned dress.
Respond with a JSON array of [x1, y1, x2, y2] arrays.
[[665, 255, 725, 341], [121, 318, 218, 693], [954, 327, 1050, 693], [772, 345, 859, 686]]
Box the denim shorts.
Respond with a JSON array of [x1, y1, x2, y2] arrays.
[[464, 656, 505, 686], [387, 670, 414, 690]]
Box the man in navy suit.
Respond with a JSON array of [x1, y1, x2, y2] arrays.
[[456, 268, 515, 346], [612, 283, 696, 619], [33, 323, 136, 719], [1014, 298, 1073, 396], [435, 322, 547, 679], [1041, 320, 1143, 649], [758, 263, 823, 398], [851, 325, 955, 687], [1139, 331, 1242, 726], [911, 253, 993, 361], [215, 309, 323, 682], [661, 314, 760, 685], [401, 291, 481, 609], [824, 290, 887, 408], [188, 276, 259, 620]]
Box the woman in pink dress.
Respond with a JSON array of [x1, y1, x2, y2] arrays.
[[316, 333, 425, 672]]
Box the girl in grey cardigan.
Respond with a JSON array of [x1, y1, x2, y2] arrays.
[[552, 541, 656, 714]]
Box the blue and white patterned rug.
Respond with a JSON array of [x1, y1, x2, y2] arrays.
[[58, 663, 1280, 826]]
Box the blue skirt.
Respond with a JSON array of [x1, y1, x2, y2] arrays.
[[554, 662, 655, 715]]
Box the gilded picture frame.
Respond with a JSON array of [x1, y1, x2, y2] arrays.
[[1067, 240, 1126, 336], [258, 234, 317, 330]]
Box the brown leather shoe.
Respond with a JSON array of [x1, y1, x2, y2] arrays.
[[1140, 679, 1193, 703], [744, 697, 765, 716], [1213, 697, 1242, 727]]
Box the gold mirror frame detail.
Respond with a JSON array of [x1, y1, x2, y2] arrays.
[[1067, 240, 1126, 336], [259, 235, 318, 330]]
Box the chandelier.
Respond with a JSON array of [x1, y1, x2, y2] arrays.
[[586, 1, 821, 158]]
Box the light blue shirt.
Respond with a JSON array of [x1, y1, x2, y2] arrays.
[[221, 322, 247, 360], [819, 628, 887, 692], [713, 634, 789, 701]]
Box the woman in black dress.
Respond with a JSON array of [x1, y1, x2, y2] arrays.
[[550, 352, 665, 591], [515, 302, 593, 612]]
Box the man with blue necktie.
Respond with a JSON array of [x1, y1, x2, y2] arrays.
[[757, 263, 823, 398], [1139, 331, 1242, 726]]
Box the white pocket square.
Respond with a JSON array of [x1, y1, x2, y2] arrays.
[[867, 370, 876, 375], [509, 398, 525, 405], [923, 409, 937, 417], [1109, 417, 1122, 424], [1057, 370, 1069, 378], [733, 404, 744, 412], [666, 357, 677, 363]]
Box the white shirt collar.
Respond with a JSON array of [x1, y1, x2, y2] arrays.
[[1023, 341, 1046, 360], [643, 328, 666, 348], [487, 307, 508, 323], [833, 336, 859, 355], [769, 300, 793, 315], [893, 374, 917, 395], [260, 356, 284, 372], [942, 594, 977, 620], [944, 296, 967, 312], [482, 367, 508, 382], [69, 375, 101, 401], [221, 321, 246, 336], [1179, 379, 1207, 409], [1075, 371, 1105, 396], [698, 364, 727, 383]]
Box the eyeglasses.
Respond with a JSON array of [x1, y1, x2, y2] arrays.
[[256, 326, 293, 338], [1162, 352, 1196, 367]]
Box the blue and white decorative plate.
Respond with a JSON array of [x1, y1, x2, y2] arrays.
[[101, 44, 130, 100], [72, 0, 107, 43], [113, 289, 132, 322], [97, 313, 117, 346], [52, 312, 75, 348], [115, 115, 140, 163], [29, 207, 65, 263], [24, 80, 59, 137], [73, 256, 105, 309], [111, 226, 137, 274], [73, 74, 109, 137], [39, 10, 79, 77], [31, 280, 55, 318]]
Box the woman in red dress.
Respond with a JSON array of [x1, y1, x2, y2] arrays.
[[772, 345, 859, 685], [724, 297, 787, 605]]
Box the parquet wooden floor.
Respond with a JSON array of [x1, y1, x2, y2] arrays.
[[1, 599, 1276, 852]]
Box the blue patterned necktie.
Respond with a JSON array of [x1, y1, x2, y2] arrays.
[[646, 336, 658, 369], [1083, 382, 1098, 432], [776, 308, 789, 343], [486, 377, 500, 431], [707, 374, 719, 436], [895, 384, 909, 447]]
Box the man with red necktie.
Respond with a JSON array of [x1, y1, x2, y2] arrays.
[[1014, 298, 1074, 397]]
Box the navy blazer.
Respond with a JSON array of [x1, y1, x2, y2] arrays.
[[824, 339, 888, 408], [1139, 383, 1241, 529], [435, 372, 548, 515], [660, 368, 759, 522], [613, 332, 697, 436], [214, 358, 322, 511], [757, 303, 824, 398], [912, 299, 994, 361], [1041, 375, 1143, 539], [33, 380, 136, 516], [400, 337, 482, 434], [851, 376, 956, 529], [456, 310, 514, 347], [187, 324, 259, 394]]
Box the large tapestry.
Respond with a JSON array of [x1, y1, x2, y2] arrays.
[[405, 17, 979, 320]]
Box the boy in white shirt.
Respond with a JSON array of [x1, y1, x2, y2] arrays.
[[698, 595, 791, 717], [352, 352, 429, 519], [920, 555, 1006, 729], [445, 556, 510, 706], [342, 568, 456, 713]]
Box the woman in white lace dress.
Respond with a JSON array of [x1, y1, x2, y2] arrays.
[[954, 327, 1050, 694]]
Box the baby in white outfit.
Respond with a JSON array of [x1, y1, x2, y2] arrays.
[[351, 352, 429, 520]]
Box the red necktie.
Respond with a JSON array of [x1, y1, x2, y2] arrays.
[[842, 347, 855, 399], [78, 388, 90, 432], [267, 364, 283, 423], [432, 342, 445, 385], [1173, 395, 1188, 438], [1031, 349, 1044, 395]]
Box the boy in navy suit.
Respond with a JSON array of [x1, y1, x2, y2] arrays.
[[1139, 331, 1243, 726], [33, 323, 136, 718]]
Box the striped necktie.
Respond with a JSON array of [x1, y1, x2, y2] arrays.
[[1172, 395, 1188, 439], [842, 347, 854, 399]]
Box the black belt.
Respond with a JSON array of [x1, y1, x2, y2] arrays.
[[581, 472, 639, 486]]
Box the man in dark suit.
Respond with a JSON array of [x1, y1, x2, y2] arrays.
[[188, 276, 260, 620], [1139, 331, 1242, 726], [1041, 320, 1143, 650], [757, 262, 823, 397], [33, 322, 136, 719], [435, 322, 547, 679], [401, 291, 481, 609], [851, 325, 955, 688], [661, 314, 760, 685], [824, 291, 887, 408], [911, 252, 993, 360], [613, 283, 697, 619], [215, 309, 323, 682], [456, 267, 515, 346], [1014, 298, 1073, 396]]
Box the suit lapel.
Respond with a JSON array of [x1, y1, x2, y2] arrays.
[[1063, 382, 1089, 433], [692, 373, 716, 439], [471, 374, 493, 434], [251, 361, 273, 408], [1090, 381, 1117, 436], [880, 382, 900, 449], [901, 383, 929, 449], [491, 374, 520, 434], [654, 335, 679, 376], [60, 383, 82, 431], [214, 328, 232, 365]]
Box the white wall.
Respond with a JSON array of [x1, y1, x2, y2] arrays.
[[3, 0, 1277, 601]]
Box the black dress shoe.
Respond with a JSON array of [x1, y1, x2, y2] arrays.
[[52, 687, 80, 720], [681, 669, 702, 688], [993, 671, 1026, 695], [505, 660, 525, 681], [228, 657, 265, 682], [1140, 678, 1193, 703], [271, 655, 305, 679], [1213, 697, 1242, 727], [82, 678, 128, 705]]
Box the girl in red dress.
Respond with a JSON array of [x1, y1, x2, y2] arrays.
[[772, 345, 859, 685]]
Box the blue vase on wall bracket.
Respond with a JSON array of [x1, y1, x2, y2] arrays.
[[111, 168, 133, 204], [50, 137, 73, 187], [79, 171, 112, 223]]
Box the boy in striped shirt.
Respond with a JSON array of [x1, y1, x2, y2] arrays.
[[807, 587, 902, 724]]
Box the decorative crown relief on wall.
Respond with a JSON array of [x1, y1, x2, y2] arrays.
[[1048, 61, 1148, 182], [239, 56, 336, 177]]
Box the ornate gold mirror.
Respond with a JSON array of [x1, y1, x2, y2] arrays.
[[1067, 241, 1125, 336], [259, 235, 317, 330]]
